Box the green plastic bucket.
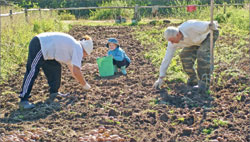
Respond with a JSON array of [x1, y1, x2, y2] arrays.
[[96, 56, 114, 77]]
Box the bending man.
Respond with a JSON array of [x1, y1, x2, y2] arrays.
[[153, 20, 219, 93]]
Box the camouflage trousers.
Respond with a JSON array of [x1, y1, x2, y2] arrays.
[[180, 30, 219, 88]]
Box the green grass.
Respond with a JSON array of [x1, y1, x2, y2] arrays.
[[1, 10, 69, 82]]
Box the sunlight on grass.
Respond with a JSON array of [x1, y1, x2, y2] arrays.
[[1, 9, 68, 81]]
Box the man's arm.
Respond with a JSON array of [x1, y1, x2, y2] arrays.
[[153, 43, 176, 89], [159, 43, 177, 78]]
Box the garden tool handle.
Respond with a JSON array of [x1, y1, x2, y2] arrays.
[[210, 0, 214, 86]]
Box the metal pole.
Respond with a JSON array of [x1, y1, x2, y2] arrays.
[[210, 0, 214, 87]]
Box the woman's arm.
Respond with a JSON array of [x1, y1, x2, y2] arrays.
[[67, 64, 87, 86]]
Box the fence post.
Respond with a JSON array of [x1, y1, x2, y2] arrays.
[[50, 8, 53, 17], [223, 3, 226, 14], [9, 10, 13, 20], [39, 8, 42, 18], [25, 8, 28, 22], [152, 6, 159, 18], [134, 4, 139, 21], [0, 5, 1, 80]]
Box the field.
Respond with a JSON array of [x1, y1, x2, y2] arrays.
[[0, 19, 249, 141]]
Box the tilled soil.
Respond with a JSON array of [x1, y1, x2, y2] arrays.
[[0, 25, 249, 142]]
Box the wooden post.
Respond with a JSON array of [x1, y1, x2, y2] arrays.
[[152, 6, 159, 18], [223, 3, 226, 14], [75, 10, 79, 20], [0, 5, 1, 79], [39, 8, 42, 18], [25, 8, 28, 22], [9, 10, 13, 20], [50, 8, 53, 17], [78, 9, 80, 20], [134, 4, 139, 21], [210, 0, 214, 86]]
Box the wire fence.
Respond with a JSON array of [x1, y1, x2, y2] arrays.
[[0, 3, 245, 19]]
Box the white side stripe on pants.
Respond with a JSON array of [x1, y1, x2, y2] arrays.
[[20, 50, 42, 97]]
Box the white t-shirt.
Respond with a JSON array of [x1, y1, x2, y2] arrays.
[[37, 32, 83, 68]]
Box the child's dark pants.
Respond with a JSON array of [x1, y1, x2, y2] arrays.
[[113, 59, 130, 68]]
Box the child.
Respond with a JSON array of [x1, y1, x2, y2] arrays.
[[106, 38, 131, 75]]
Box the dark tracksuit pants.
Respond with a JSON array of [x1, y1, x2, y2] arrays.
[[19, 36, 61, 101], [113, 58, 130, 68]]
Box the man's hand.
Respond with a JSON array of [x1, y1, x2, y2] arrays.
[[209, 23, 216, 30], [153, 78, 164, 89], [83, 82, 91, 90]]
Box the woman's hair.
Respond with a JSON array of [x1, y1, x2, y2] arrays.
[[81, 35, 92, 40], [164, 26, 179, 40]]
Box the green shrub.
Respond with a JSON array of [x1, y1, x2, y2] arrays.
[[59, 13, 76, 20], [215, 13, 227, 23], [33, 21, 42, 33], [89, 0, 134, 20]]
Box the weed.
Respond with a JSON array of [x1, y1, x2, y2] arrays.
[[18, 115, 24, 119], [202, 128, 213, 134], [142, 109, 158, 114], [171, 122, 177, 126], [169, 110, 175, 114], [213, 119, 228, 127], [149, 99, 159, 105], [1, 90, 16, 95], [178, 117, 185, 122], [234, 95, 242, 101]]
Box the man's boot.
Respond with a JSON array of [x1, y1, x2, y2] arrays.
[[187, 78, 198, 87], [192, 80, 208, 94]]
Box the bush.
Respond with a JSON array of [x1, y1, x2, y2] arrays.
[[215, 13, 227, 23], [59, 13, 76, 20], [89, 0, 134, 20]]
